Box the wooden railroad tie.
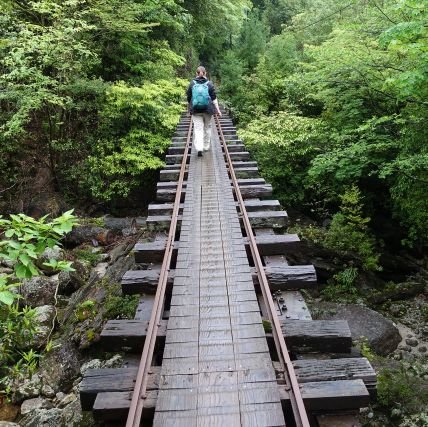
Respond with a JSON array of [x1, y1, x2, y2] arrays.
[[80, 362, 371, 421]]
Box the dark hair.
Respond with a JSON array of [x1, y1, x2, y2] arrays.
[[196, 66, 207, 77]]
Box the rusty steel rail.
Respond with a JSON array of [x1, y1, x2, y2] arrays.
[[126, 118, 192, 427], [215, 115, 311, 427]]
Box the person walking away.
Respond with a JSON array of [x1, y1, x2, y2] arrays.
[[186, 66, 222, 157]]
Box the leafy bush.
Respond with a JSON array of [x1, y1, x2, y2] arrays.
[[74, 249, 102, 267], [288, 223, 327, 245], [216, 0, 428, 249], [0, 211, 77, 395], [0, 211, 76, 278], [321, 267, 359, 302], [0, 0, 190, 205], [239, 112, 329, 206], [75, 300, 97, 322], [104, 294, 140, 320], [324, 186, 380, 271], [78, 79, 186, 201]]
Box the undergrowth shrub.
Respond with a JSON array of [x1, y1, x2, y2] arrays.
[[377, 360, 428, 420], [321, 267, 359, 302], [324, 186, 380, 271], [104, 294, 140, 320], [0, 211, 77, 397]]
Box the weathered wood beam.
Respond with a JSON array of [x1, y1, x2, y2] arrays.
[[93, 391, 156, 422], [156, 178, 265, 190], [122, 264, 316, 296], [156, 181, 187, 190], [156, 184, 273, 202], [254, 265, 317, 290], [146, 210, 287, 231], [229, 151, 250, 161], [99, 318, 351, 354], [148, 203, 182, 216], [134, 234, 300, 263], [159, 169, 188, 181], [169, 144, 245, 154], [156, 189, 185, 202], [79, 367, 158, 411], [249, 234, 301, 256], [238, 184, 272, 199], [244, 199, 281, 211], [291, 358, 377, 394], [86, 374, 369, 421], [231, 161, 258, 168], [146, 215, 180, 231], [245, 210, 288, 228], [274, 319, 352, 353], [280, 379, 369, 411], [163, 164, 188, 170], [165, 154, 186, 165], [100, 320, 168, 352], [148, 199, 280, 217]]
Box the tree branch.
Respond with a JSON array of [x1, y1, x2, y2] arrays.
[[0, 182, 17, 194]]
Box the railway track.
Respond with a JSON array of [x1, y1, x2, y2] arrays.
[[80, 110, 376, 426]]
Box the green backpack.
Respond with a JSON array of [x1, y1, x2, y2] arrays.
[[191, 80, 210, 111]]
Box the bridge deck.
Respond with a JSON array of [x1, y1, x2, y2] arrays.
[[153, 124, 285, 426]]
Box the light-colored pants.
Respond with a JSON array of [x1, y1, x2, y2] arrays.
[[192, 113, 212, 152]]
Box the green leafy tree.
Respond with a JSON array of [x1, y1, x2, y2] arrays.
[[182, 0, 251, 70], [240, 112, 329, 205], [324, 186, 380, 271], [238, 10, 269, 71], [78, 79, 186, 201]]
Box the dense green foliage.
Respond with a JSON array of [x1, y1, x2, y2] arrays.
[[0, 210, 76, 278], [218, 0, 428, 249], [0, 0, 187, 203], [324, 186, 380, 271]]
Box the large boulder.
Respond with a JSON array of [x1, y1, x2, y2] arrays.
[[38, 342, 80, 393], [12, 374, 42, 403], [18, 408, 63, 427], [18, 394, 89, 427], [31, 305, 56, 348], [20, 397, 53, 415], [315, 302, 402, 355], [56, 261, 89, 296], [20, 277, 57, 307], [36, 246, 65, 275]]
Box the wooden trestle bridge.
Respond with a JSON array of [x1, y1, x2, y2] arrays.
[[79, 110, 376, 426]]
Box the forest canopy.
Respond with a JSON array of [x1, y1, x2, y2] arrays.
[[217, 0, 428, 249]]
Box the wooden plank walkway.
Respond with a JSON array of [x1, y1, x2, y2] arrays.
[[153, 122, 285, 426]]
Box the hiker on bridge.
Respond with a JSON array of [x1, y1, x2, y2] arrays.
[[186, 66, 222, 157]]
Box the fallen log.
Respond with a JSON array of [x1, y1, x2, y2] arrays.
[[65, 225, 115, 247]]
